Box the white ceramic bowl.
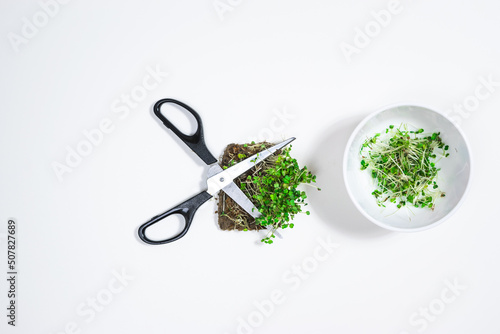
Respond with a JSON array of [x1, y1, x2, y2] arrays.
[[343, 104, 472, 232]]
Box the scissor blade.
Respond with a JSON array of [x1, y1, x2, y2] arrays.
[[205, 138, 296, 196], [222, 182, 261, 219], [224, 137, 296, 180], [222, 182, 282, 238]]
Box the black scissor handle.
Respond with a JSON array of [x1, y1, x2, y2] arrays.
[[138, 191, 212, 245], [154, 98, 218, 165]]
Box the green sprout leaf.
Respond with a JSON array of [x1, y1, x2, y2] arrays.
[[222, 143, 319, 244]]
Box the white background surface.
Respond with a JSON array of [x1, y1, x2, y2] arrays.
[[1, 1, 499, 333]]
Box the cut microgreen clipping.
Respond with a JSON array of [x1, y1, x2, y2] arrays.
[[219, 142, 320, 244], [360, 124, 449, 211]]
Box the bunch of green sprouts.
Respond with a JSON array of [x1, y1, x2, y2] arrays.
[[360, 124, 449, 211], [222, 142, 319, 244]]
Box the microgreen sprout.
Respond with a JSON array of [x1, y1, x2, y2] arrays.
[[220, 142, 319, 244], [360, 124, 449, 211]]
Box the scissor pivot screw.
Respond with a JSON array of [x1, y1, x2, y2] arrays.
[[220, 177, 225, 182]]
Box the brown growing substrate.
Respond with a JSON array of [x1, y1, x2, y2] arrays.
[[217, 142, 277, 231]]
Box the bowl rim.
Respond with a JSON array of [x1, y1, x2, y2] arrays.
[[343, 103, 473, 232]]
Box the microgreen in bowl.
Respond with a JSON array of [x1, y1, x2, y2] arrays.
[[360, 124, 449, 211]]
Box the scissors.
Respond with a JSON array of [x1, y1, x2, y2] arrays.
[[138, 98, 295, 245]]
